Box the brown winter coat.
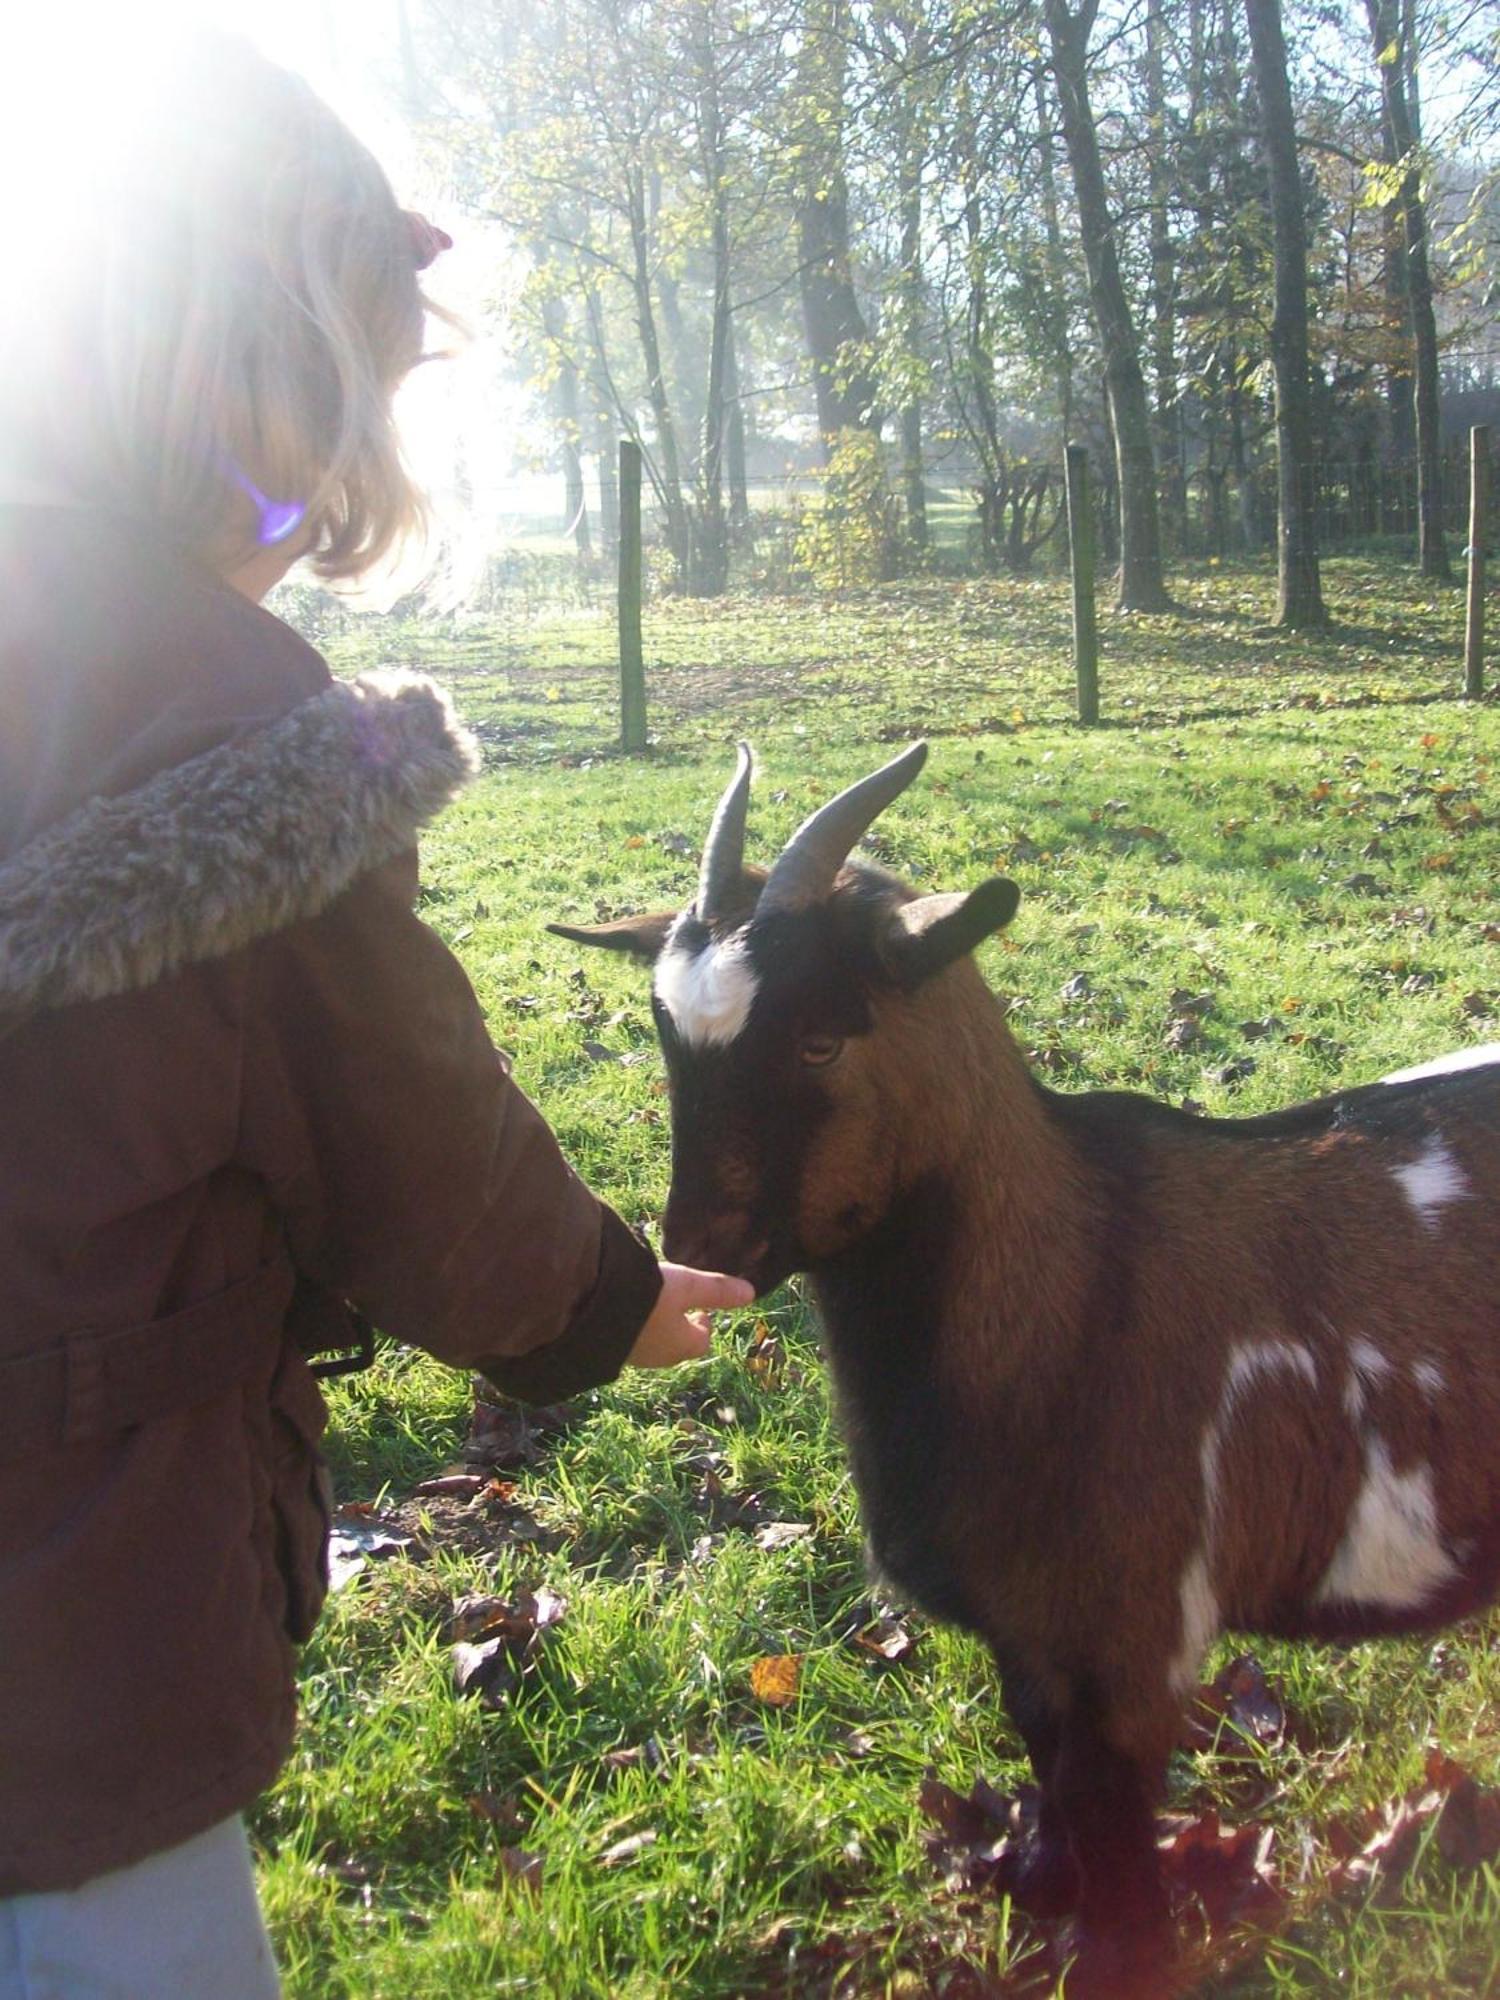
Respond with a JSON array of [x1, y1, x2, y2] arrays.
[[0, 507, 661, 1895]]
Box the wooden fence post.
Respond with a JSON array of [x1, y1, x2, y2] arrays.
[[1064, 443, 1099, 726], [619, 439, 647, 752], [1466, 425, 1488, 701]]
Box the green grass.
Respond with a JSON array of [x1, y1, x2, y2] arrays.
[[256, 557, 1499, 1997]]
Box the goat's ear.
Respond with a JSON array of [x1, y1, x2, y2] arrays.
[[546, 912, 677, 963], [881, 877, 1021, 986]]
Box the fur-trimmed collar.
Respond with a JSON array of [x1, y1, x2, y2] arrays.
[[0, 671, 480, 1027]]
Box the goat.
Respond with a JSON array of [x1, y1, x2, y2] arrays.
[[551, 742, 1500, 1987]]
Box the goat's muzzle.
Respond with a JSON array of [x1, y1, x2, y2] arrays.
[[663, 1200, 777, 1296]]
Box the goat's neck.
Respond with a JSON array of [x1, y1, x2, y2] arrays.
[[822, 968, 1097, 1385]]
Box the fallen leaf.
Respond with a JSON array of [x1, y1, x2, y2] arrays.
[[601, 1736, 669, 1775], [452, 1636, 518, 1707], [1208, 1057, 1257, 1088], [497, 1847, 544, 1892], [852, 1614, 919, 1663], [599, 1829, 658, 1867], [412, 1473, 486, 1500], [327, 1508, 413, 1593], [1425, 1750, 1500, 1870], [918, 1776, 1073, 1919], [749, 1654, 802, 1707], [467, 1791, 527, 1834], [448, 1586, 568, 1646], [1182, 1655, 1287, 1756], [754, 1521, 813, 1552], [1158, 1810, 1282, 1932]]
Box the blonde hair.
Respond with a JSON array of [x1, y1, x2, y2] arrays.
[[0, 33, 432, 581]]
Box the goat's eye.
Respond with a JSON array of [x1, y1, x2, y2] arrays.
[[799, 1033, 844, 1067]]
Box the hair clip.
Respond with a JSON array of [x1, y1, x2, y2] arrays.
[[217, 452, 306, 548], [402, 210, 453, 271]]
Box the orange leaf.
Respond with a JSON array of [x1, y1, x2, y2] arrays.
[[749, 1653, 802, 1707]]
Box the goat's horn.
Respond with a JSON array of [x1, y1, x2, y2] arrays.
[[758, 742, 928, 916], [697, 742, 753, 922]]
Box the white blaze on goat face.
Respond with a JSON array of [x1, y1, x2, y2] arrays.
[[1314, 1436, 1458, 1610], [1393, 1135, 1472, 1233], [1170, 1549, 1219, 1695], [654, 928, 759, 1048]]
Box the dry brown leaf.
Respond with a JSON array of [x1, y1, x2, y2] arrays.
[[852, 1614, 919, 1663], [467, 1791, 527, 1834], [1181, 1654, 1287, 1756], [749, 1653, 802, 1707], [754, 1521, 813, 1552], [412, 1473, 486, 1500], [497, 1847, 544, 1892]]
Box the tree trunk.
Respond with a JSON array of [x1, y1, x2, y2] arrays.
[[1144, 0, 1185, 551], [690, 16, 732, 597], [898, 145, 928, 552], [1033, 64, 1076, 440], [792, 0, 880, 447], [724, 322, 750, 534], [1042, 0, 1171, 611], [1365, 0, 1450, 579], [540, 294, 593, 561], [625, 161, 692, 582], [893, 17, 932, 554], [955, 77, 1004, 571], [1244, 0, 1328, 626], [583, 288, 619, 553]]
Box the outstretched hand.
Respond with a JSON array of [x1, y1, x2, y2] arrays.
[[626, 1262, 754, 1369]]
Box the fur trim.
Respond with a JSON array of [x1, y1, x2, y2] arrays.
[[0, 672, 481, 1025]]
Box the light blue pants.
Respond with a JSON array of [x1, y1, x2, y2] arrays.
[[0, 1818, 279, 1999]]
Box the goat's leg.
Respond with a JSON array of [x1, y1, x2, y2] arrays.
[[1045, 1693, 1174, 1993], [992, 1657, 1079, 1916]]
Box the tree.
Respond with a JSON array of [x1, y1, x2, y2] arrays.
[[787, 0, 882, 447], [1365, 0, 1451, 579], [1041, 0, 1172, 610], [1244, 0, 1328, 626]]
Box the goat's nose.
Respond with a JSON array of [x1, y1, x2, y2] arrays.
[[663, 1204, 753, 1276]]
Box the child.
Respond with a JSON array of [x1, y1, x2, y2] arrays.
[[0, 32, 750, 1999]]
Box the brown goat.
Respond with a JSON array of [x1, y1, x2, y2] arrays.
[[552, 742, 1500, 1988]]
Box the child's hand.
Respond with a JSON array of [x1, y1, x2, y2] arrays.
[[626, 1262, 755, 1369]]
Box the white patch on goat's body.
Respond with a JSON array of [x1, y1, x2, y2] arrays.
[[1349, 1338, 1392, 1385], [1200, 1341, 1318, 1516], [1392, 1136, 1471, 1233], [1412, 1358, 1446, 1400], [1382, 1044, 1500, 1086], [654, 931, 759, 1047], [1314, 1436, 1458, 1610], [1343, 1337, 1393, 1423], [1170, 1549, 1220, 1695], [1186, 1340, 1316, 1690]]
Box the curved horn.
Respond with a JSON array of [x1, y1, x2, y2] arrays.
[[758, 742, 928, 916], [697, 741, 754, 922]]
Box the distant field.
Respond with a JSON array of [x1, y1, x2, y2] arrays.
[[256, 557, 1500, 1998]]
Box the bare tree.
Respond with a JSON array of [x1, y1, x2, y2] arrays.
[[1365, 0, 1451, 579], [1041, 0, 1172, 610], [1244, 0, 1328, 625]]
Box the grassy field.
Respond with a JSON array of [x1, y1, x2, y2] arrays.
[[255, 557, 1499, 1998]]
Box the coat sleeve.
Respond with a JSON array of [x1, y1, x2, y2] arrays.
[[236, 850, 662, 1403]]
